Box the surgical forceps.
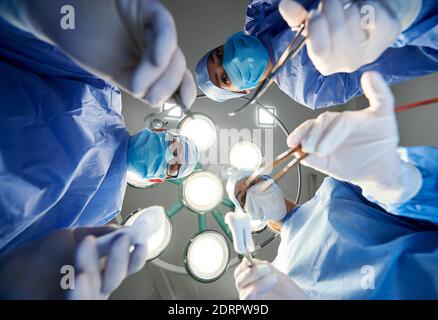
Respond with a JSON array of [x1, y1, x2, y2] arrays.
[[245, 145, 308, 193], [228, 0, 358, 117]]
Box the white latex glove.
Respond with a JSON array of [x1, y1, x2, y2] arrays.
[[234, 258, 308, 300], [19, 0, 196, 108], [225, 211, 255, 255], [287, 71, 422, 205], [68, 206, 165, 300], [0, 206, 164, 299], [279, 0, 415, 75]]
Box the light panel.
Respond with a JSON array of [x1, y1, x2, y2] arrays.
[[185, 231, 229, 282], [258, 107, 276, 126], [183, 171, 223, 213], [163, 102, 183, 118], [229, 141, 262, 170], [124, 208, 172, 261], [179, 114, 217, 151]]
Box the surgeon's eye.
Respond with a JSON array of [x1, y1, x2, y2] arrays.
[[221, 73, 230, 86]]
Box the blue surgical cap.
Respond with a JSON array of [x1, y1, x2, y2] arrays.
[[195, 50, 246, 102]]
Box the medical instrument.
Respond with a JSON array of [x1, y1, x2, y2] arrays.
[[245, 145, 308, 193], [228, 0, 358, 116]]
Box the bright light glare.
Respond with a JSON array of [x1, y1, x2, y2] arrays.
[[186, 232, 229, 281], [125, 209, 172, 260], [163, 103, 182, 118], [179, 114, 216, 151], [258, 107, 276, 126], [183, 171, 223, 212], [229, 141, 262, 170]]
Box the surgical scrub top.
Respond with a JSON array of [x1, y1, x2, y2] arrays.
[[244, 0, 438, 109], [273, 146, 438, 299], [0, 10, 129, 254]]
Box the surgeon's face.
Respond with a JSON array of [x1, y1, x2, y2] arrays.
[[207, 46, 244, 92], [234, 176, 264, 209]]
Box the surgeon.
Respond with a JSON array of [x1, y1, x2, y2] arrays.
[[0, 0, 199, 299], [196, 0, 438, 109], [227, 72, 438, 299]]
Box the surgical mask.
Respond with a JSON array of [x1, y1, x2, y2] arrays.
[[223, 32, 269, 91], [127, 129, 200, 181], [244, 179, 287, 221], [127, 129, 169, 180]]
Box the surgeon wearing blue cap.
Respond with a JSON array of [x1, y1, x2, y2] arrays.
[[0, 0, 199, 299], [227, 72, 438, 300], [196, 0, 438, 109]]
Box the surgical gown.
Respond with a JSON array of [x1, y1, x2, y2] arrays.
[[245, 0, 438, 109], [0, 11, 129, 254], [273, 146, 438, 299]]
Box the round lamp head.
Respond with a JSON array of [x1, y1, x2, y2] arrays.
[[182, 171, 224, 213], [229, 141, 262, 170], [124, 208, 172, 261], [184, 231, 229, 282], [178, 113, 217, 151]]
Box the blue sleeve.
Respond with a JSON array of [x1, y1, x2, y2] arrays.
[[393, 0, 438, 49], [276, 43, 438, 109], [244, 0, 318, 37], [0, 0, 98, 80], [365, 147, 438, 226]]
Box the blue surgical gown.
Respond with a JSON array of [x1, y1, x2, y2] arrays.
[[245, 0, 438, 109], [0, 11, 129, 254], [273, 146, 438, 299]]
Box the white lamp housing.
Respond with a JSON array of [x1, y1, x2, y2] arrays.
[[182, 171, 224, 213], [185, 231, 229, 282]]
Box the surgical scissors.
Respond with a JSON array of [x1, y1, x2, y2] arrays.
[[228, 0, 358, 117], [245, 145, 308, 193]]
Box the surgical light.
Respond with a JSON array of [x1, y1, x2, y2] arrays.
[[178, 113, 217, 151], [124, 208, 172, 261], [258, 107, 276, 126], [185, 231, 229, 282], [182, 171, 224, 213], [229, 141, 262, 170]]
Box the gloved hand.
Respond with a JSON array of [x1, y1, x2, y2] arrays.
[[0, 206, 165, 299], [279, 0, 420, 75], [20, 0, 196, 108], [234, 258, 308, 300], [287, 71, 422, 205], [225, 211, 255, 255]]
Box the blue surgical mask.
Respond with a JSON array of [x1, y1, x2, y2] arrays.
[[127, 129, 168, 179], [223, 32, 269, 91]]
